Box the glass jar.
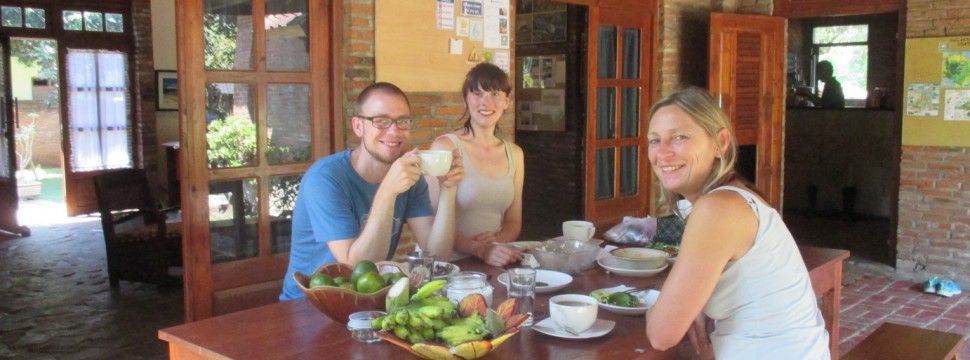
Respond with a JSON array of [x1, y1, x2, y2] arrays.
[[446, 271, 493, 307], [347, 310, 385, 344]]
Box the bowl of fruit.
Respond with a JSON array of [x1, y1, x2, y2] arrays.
[[374, 279, 530, 360], [294, 260, 410, 324]]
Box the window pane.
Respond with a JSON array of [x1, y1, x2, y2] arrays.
[[620, 146, 637, 196], [63, 11, 82, 31], [2, 6, 23, 27], [598, 26, 616, 79], [84, 11, 103, 32], [621, 87, 639, 138], [206, 83, 256, 168], [265, 0, 309, 71], [271, 174, 302, 253], [818, 46, 868, 100], [266, 84, 311, 164], [209, 178, 259, 263], [622, 28, 640, 79], [105, 13, 123, 32], [595, 148, 614, 200], [596, 87, 615, 139], [66, 49, 132, 171], [204, 0, 254, 70], [25, 8, 44, 29], [813, 25, 867, 44]]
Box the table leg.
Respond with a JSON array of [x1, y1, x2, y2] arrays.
[[819, 261, 843, 360]]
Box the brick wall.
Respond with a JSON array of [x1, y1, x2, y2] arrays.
[[133, 0, 158, 180], [896, 146, 969, 283], [896, 0, 970, 284]]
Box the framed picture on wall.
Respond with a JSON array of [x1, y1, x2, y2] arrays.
[[156, 70, 178, 111]]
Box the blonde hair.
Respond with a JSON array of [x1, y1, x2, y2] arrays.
[[648, 86, 739, 218]]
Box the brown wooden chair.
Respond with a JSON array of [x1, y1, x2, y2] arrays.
[[93, 168, 182, 288]]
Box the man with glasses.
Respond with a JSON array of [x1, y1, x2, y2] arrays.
[[281, 82, 463, 300]]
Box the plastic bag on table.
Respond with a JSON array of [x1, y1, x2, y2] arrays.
[[604, 216, 657, 246]]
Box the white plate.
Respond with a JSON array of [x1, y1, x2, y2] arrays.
[[597, 257, 669, 277], [507, 241, 544, 251], [432, 261, 460, 278], [532, 317, 615, 339], [496, 269, 573, 294], [591, 285, 660, 316]]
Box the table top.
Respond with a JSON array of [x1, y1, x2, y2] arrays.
[[159, 246, 848, 360]]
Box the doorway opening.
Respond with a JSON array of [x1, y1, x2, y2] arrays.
[[10, 38, 66, 219], [514, 2, 586, 240], [781, 13, 899, 265]]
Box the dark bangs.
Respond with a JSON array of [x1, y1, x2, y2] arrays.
[[461, 63, 511, 95]]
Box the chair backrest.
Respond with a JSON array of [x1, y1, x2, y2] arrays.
[[93, 169, 160, 231]]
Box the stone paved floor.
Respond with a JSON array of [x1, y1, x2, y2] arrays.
[[1, 200, 181, 360], [1, 200, 967, 359]]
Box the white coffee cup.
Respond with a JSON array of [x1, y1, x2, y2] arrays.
[[562, 220, 595, 242], [549, 294, 598, 334], [418, 150, 452, 176]]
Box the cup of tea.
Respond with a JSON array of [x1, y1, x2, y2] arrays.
[[562, 220, 595, 242], [418, 150, 452, 176], [549, 294, 598, 334]]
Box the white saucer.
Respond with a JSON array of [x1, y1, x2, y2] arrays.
[[591, 285, 660, 316], [597, 257, 669, 277], [532, 317, 615, 339], [432, 261, 460, 278], [497, 269, 572, 294]]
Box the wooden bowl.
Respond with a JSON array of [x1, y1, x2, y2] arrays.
[[294, 261, 407, 324]]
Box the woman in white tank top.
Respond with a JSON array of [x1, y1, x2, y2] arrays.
[[426, 63, 526, 267], [644, 87, 829, 359]]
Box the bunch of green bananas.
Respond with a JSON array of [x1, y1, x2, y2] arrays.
[[437, 312, 488, 347], [373, 280, 457, 345]]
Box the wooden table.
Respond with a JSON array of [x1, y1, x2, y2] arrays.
[[799, 246, 850, 360], [159, 246, 848, 359]]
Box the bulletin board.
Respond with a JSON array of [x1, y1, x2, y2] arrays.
[[902, 36, 970, 147], [515, 54, 566, 131], [376, 0, 512, 92]]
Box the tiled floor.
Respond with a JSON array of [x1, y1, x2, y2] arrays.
[[1, 200, 967, 359]]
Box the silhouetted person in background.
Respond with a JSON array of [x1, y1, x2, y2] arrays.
[[810, 60, 845, 108]]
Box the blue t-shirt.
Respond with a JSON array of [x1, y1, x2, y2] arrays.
[[280, 150, 434, 300]]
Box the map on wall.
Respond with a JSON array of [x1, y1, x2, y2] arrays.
[[941, 51, 970, 88], [943, 89, 970, 121], [906, 83, 940, 116]]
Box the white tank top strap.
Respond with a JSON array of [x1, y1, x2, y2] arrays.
[[442, 133, 465, 157], [709, 186, 760, 217], [500, 139, 514, 178]]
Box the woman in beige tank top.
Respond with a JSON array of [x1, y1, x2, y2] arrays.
[[426, 63, 526, 267]]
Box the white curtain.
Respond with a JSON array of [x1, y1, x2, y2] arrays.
[[67, 49, 131, 171]]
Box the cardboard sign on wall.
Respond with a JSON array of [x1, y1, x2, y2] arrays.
[[902, 36, 970, 147]]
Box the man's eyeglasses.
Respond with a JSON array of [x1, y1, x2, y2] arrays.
[[359, 115, 414, 130]]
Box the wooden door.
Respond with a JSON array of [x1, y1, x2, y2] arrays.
[[708, 13, 785, 208], [178, 0, 339, 321], [583, 0, 656, 229], [0, 35, 28, 236]]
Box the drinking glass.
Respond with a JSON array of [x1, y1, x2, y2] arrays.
[[506, 267, 536, 326], [406, 251, 435, 283]]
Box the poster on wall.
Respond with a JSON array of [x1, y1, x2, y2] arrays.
[[906, 83, 940, 116], [436, 0, 455, 30], [517, 54, 566, 131], [483, 0, 510, 49], [941, 50, 970, 88], [943, 89, 970, 121], [515, 0, 566, 44]]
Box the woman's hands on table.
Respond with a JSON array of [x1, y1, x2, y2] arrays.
[[471, 232, 523, 267]]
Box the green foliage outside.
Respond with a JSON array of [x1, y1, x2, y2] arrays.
[[204, 13, 238, 70], [814, 25, 869, 100], [11, 39, 58, 108]]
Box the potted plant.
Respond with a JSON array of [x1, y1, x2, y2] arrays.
[[15, 113, 41, 200]]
